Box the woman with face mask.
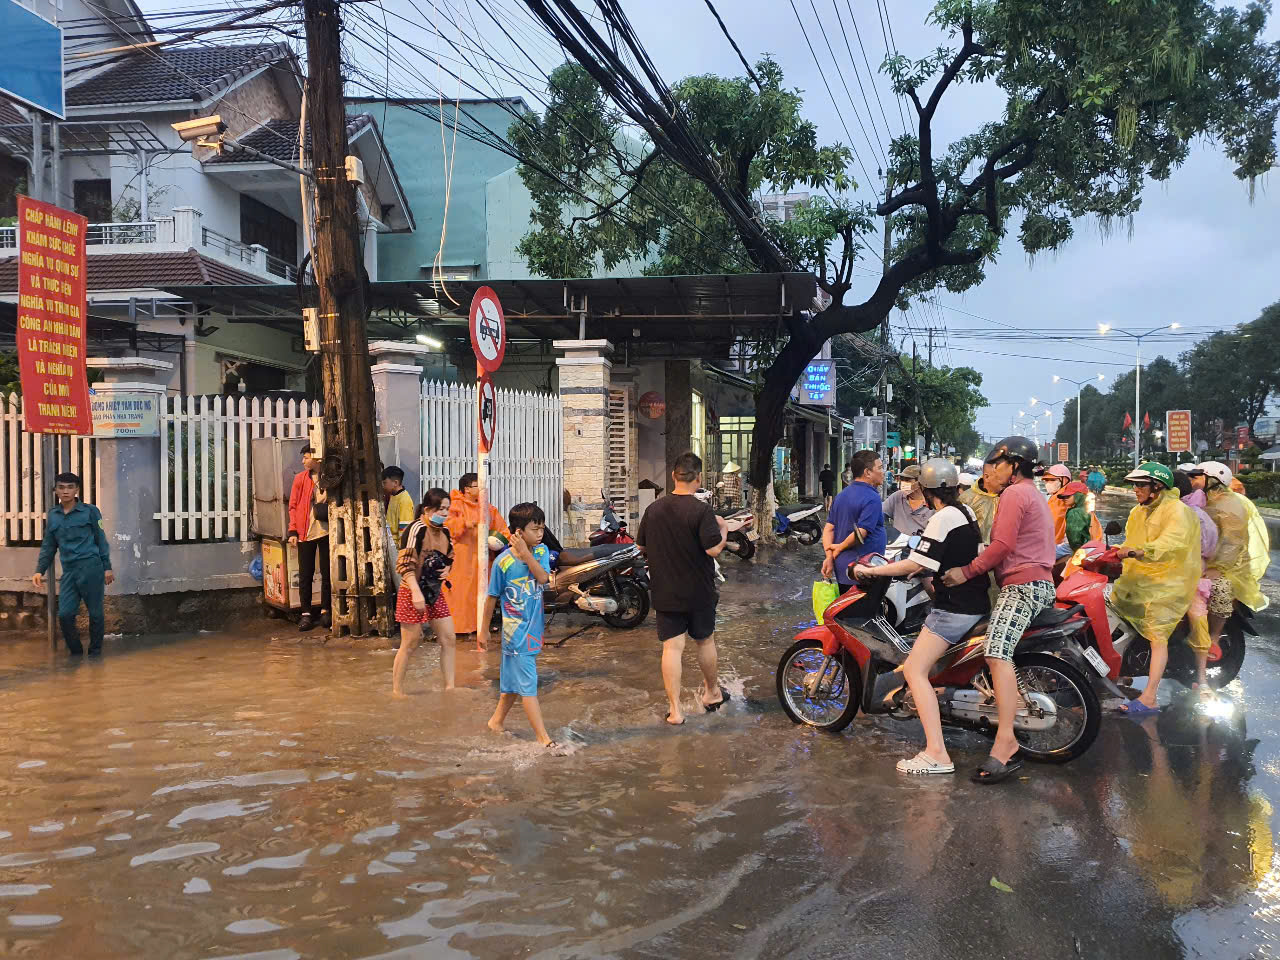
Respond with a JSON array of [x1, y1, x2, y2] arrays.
[[392, 488, 457, 696], [1042, 464, 1074, 559]]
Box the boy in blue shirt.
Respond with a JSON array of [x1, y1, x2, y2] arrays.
[[484, 502, 559, 750]]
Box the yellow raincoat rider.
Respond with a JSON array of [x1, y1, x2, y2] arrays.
[[1110, 463, 1202, 714], [1196, 462, 1265, 614]]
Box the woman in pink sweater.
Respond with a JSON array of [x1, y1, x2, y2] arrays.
[[941, 436, 1055, 784]]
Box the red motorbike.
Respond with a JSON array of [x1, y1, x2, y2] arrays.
[[776, 554, 1105, 763], [1056, 536, 1253, 690], [589, 495, 633, 546]]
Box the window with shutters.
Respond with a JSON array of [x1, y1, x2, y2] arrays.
[[606, 387, 634, 522]]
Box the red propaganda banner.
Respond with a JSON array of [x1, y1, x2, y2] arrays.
[[16, 196, 91, 435], [1165, 410, 1191, 454], [1236, 425, 1251, 450]]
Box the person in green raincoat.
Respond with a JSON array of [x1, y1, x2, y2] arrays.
[[1190, 463, 1266, 646], [1110, 463, 1203, 715]]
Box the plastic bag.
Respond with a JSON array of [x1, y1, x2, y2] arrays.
[[812, 579, 839, 623], [1110, 489, 1202, 644]]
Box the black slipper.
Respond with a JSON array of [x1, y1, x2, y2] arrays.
[[703, 689, 731, 712], [664, 714, 686, 725], [971, 756, 1023, 784]]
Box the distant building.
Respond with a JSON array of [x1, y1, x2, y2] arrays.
[[759, 192, 811, 222]]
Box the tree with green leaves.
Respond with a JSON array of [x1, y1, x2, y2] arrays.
[[1180, 300, 1280, 441], [516, 0, 1280, 506]]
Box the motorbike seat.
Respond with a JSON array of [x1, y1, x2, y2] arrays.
[[1028, 604, 1082, 629], [557, 544, 633, 567], [715, 505, 742, 518]]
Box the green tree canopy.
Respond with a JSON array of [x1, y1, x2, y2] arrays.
[[1180, 300, 1280, 438], [517, 0, 1280, 494]]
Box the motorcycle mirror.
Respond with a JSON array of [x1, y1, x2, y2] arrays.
[[1104, 520, 1123, 536], [908, 535, 921, 550]]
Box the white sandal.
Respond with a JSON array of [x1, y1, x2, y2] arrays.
[[896, 751, 955, 775]]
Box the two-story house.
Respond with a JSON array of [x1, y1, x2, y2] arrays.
[[1, 0, 414, 394]]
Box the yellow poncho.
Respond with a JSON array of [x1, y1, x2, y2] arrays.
[[958, 482, 999, 543], [1111, 489, 1202, 644], [1204, 488, 1266, 613]]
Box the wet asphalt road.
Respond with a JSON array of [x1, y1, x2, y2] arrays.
[[1, 495, 1278, 960]]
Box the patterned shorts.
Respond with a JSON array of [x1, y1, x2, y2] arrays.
[[984, 580, 1056, 662], [1208, 577, 1235, 616], [395, 584, 451, 624]]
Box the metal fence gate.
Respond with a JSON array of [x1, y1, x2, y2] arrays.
[[420, 380, 563, 536]]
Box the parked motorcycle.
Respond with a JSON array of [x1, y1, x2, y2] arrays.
[[775, 502, 823, 545], [546, 542, 650, 629], [1056, 537, 1253, 689], [716, 504, 757, 560], [589, 495, 633, 546], [776, 555, 1104, 763]]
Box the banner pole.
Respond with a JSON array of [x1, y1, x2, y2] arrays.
[[43, 434, 56, 651]]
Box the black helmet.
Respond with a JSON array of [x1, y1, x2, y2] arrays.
[[985, 436, 1040, 467]]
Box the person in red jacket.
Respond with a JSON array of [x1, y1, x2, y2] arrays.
[[287, 445, 330, 631]]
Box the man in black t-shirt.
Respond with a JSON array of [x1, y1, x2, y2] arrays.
[[819, 463, 836, 510], [636, 452, 730, 725]]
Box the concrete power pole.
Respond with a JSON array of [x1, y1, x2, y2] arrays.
[[302, 0, 390, 637]]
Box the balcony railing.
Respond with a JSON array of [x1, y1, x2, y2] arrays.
[[0, 220, 296, 281]]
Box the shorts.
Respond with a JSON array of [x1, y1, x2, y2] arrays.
[[923, 608, 985, 646], [500, 652, 538, 697], [1209, 577, 1234, 616], [656, 606, 717, 643], [984, 580, 1056, 662], [395, 584, 451, 624]]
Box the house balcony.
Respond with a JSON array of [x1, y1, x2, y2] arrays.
[[0, 206, 297, 283]]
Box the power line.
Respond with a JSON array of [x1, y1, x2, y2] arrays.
[[831, 0, 892, 158], [874, 0, 911, 136], [805, 0, 887, 173], [701, 0, 762, 90]]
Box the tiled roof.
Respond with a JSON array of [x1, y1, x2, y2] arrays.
[[0, 98, 27, 126], [0, 250, 264, 292], [65, 44, 290, 107], [206, 114, 375, 164]]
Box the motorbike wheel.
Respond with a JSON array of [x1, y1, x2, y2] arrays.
[[602, 577, 650, 629], [727, 531, 756, 561], [1001, 653, 1101, 764], [793, 519, 822, 546], [1162, 620, 1247, 690], [776, 639, 860, 732]]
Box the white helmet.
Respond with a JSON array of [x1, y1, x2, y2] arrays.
[[1176, 462, 1199, 474], [694, 487, 713, 503], [1197, 460, 1233, 487], [958, 472, 976, 488], [919, 458, 960, 491]]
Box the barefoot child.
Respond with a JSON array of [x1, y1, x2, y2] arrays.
[[484, 503, 559, 749]]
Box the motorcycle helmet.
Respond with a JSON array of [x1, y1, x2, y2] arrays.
[[1045, 464, 1072, 480], [1123, 461, 1175, 491], [899, 464, 922, 480], [1176, 462, 1200, 474], [985, 436, 1040, 468], [958, 472, 976, 488], [919, 458, 960, 491], [1196, 460, 1233, 488]]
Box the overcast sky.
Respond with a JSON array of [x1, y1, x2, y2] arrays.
[[140, 0, 1280, 443]]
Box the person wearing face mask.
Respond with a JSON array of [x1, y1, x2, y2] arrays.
[[392, 488, 457, 696], [1042, 464, 1074, 560], [881, 464, 934, 536], [1109, 463, 1202, 715]]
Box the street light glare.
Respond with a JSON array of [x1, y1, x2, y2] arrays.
[[1030, 397, 1039, 405], [1098, 323, 1111, 335], [1053, 375, 1061, 383], [1097, 373, 1106, 380], [1170, 322, 1181, 330], [415, 334, 444, 348]]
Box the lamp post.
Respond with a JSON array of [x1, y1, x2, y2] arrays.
[[1053, 372, 1109, 470], [1098, 323, 1180, 468], [1029, 396, 1066, 462], [1013, 413, 1038, 447]]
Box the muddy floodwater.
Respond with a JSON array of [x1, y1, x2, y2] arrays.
[[2, 497, 1280, 959]]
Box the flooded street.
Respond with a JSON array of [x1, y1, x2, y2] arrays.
[[2, 500, 1279, 959]]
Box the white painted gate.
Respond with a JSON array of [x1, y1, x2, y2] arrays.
[[420, 380, 563, 536]]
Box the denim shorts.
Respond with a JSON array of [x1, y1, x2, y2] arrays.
[[923, 608, 985, 646]]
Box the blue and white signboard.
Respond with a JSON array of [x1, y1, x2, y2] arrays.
[[0, 0, 64, 118], [798, 360, 836, 406]]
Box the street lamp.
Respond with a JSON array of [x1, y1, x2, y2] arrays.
[[1030, 396, 1066, 461], [1098, 322, 1180, 468], [1054, 372, 1108, 470]]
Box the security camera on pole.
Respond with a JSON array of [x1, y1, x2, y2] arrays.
[[469, 286, 506, 638]]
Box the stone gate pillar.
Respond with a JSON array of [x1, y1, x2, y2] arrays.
[[369, 340, 429, 500], [555, 339, 612, 545]]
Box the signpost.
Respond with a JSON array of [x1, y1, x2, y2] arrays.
[[1165, 410, 1191, 455], [469, 286, 505, 639], [0, 0, 64, 118], [1057, 442, 1070, 463], [798, 360, 836, 406]]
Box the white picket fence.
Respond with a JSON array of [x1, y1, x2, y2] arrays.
[[156, 395, 319, 542], [1, 394, 102, 545], [420, 380, 563, 536]]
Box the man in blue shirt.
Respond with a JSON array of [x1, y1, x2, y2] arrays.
[[32, 472, 113, 656], [823, 450, 887, 587]]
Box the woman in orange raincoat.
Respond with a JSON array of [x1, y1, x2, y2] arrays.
[[444, 472, 509, 646]]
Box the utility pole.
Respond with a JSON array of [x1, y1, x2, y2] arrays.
[[927, 328, 933, 367], [879, 172, 892, 480], [302, 0, 389, 637]]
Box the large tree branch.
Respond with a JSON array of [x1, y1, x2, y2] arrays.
[[567, 149, 660, 227]]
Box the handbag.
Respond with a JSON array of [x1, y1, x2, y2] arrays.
[[312, 489, 329, 523], [812, 578, 839, 623]]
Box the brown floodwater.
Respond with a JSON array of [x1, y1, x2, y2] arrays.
[[1, 500, 1279, 959]]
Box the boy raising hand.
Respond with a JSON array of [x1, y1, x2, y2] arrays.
[[485, 503, 561, 751]]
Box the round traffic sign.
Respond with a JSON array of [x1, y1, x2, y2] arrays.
[[478, 373, 497, 453], [469, 286, 506, 373]]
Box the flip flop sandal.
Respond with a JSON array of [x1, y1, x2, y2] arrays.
[[897, 752, 955, 775], [1119, 699, 1160, 717], [703, 689, 732, 712], [664, 714, 686, 725], [971, 756, 1023, 784]]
